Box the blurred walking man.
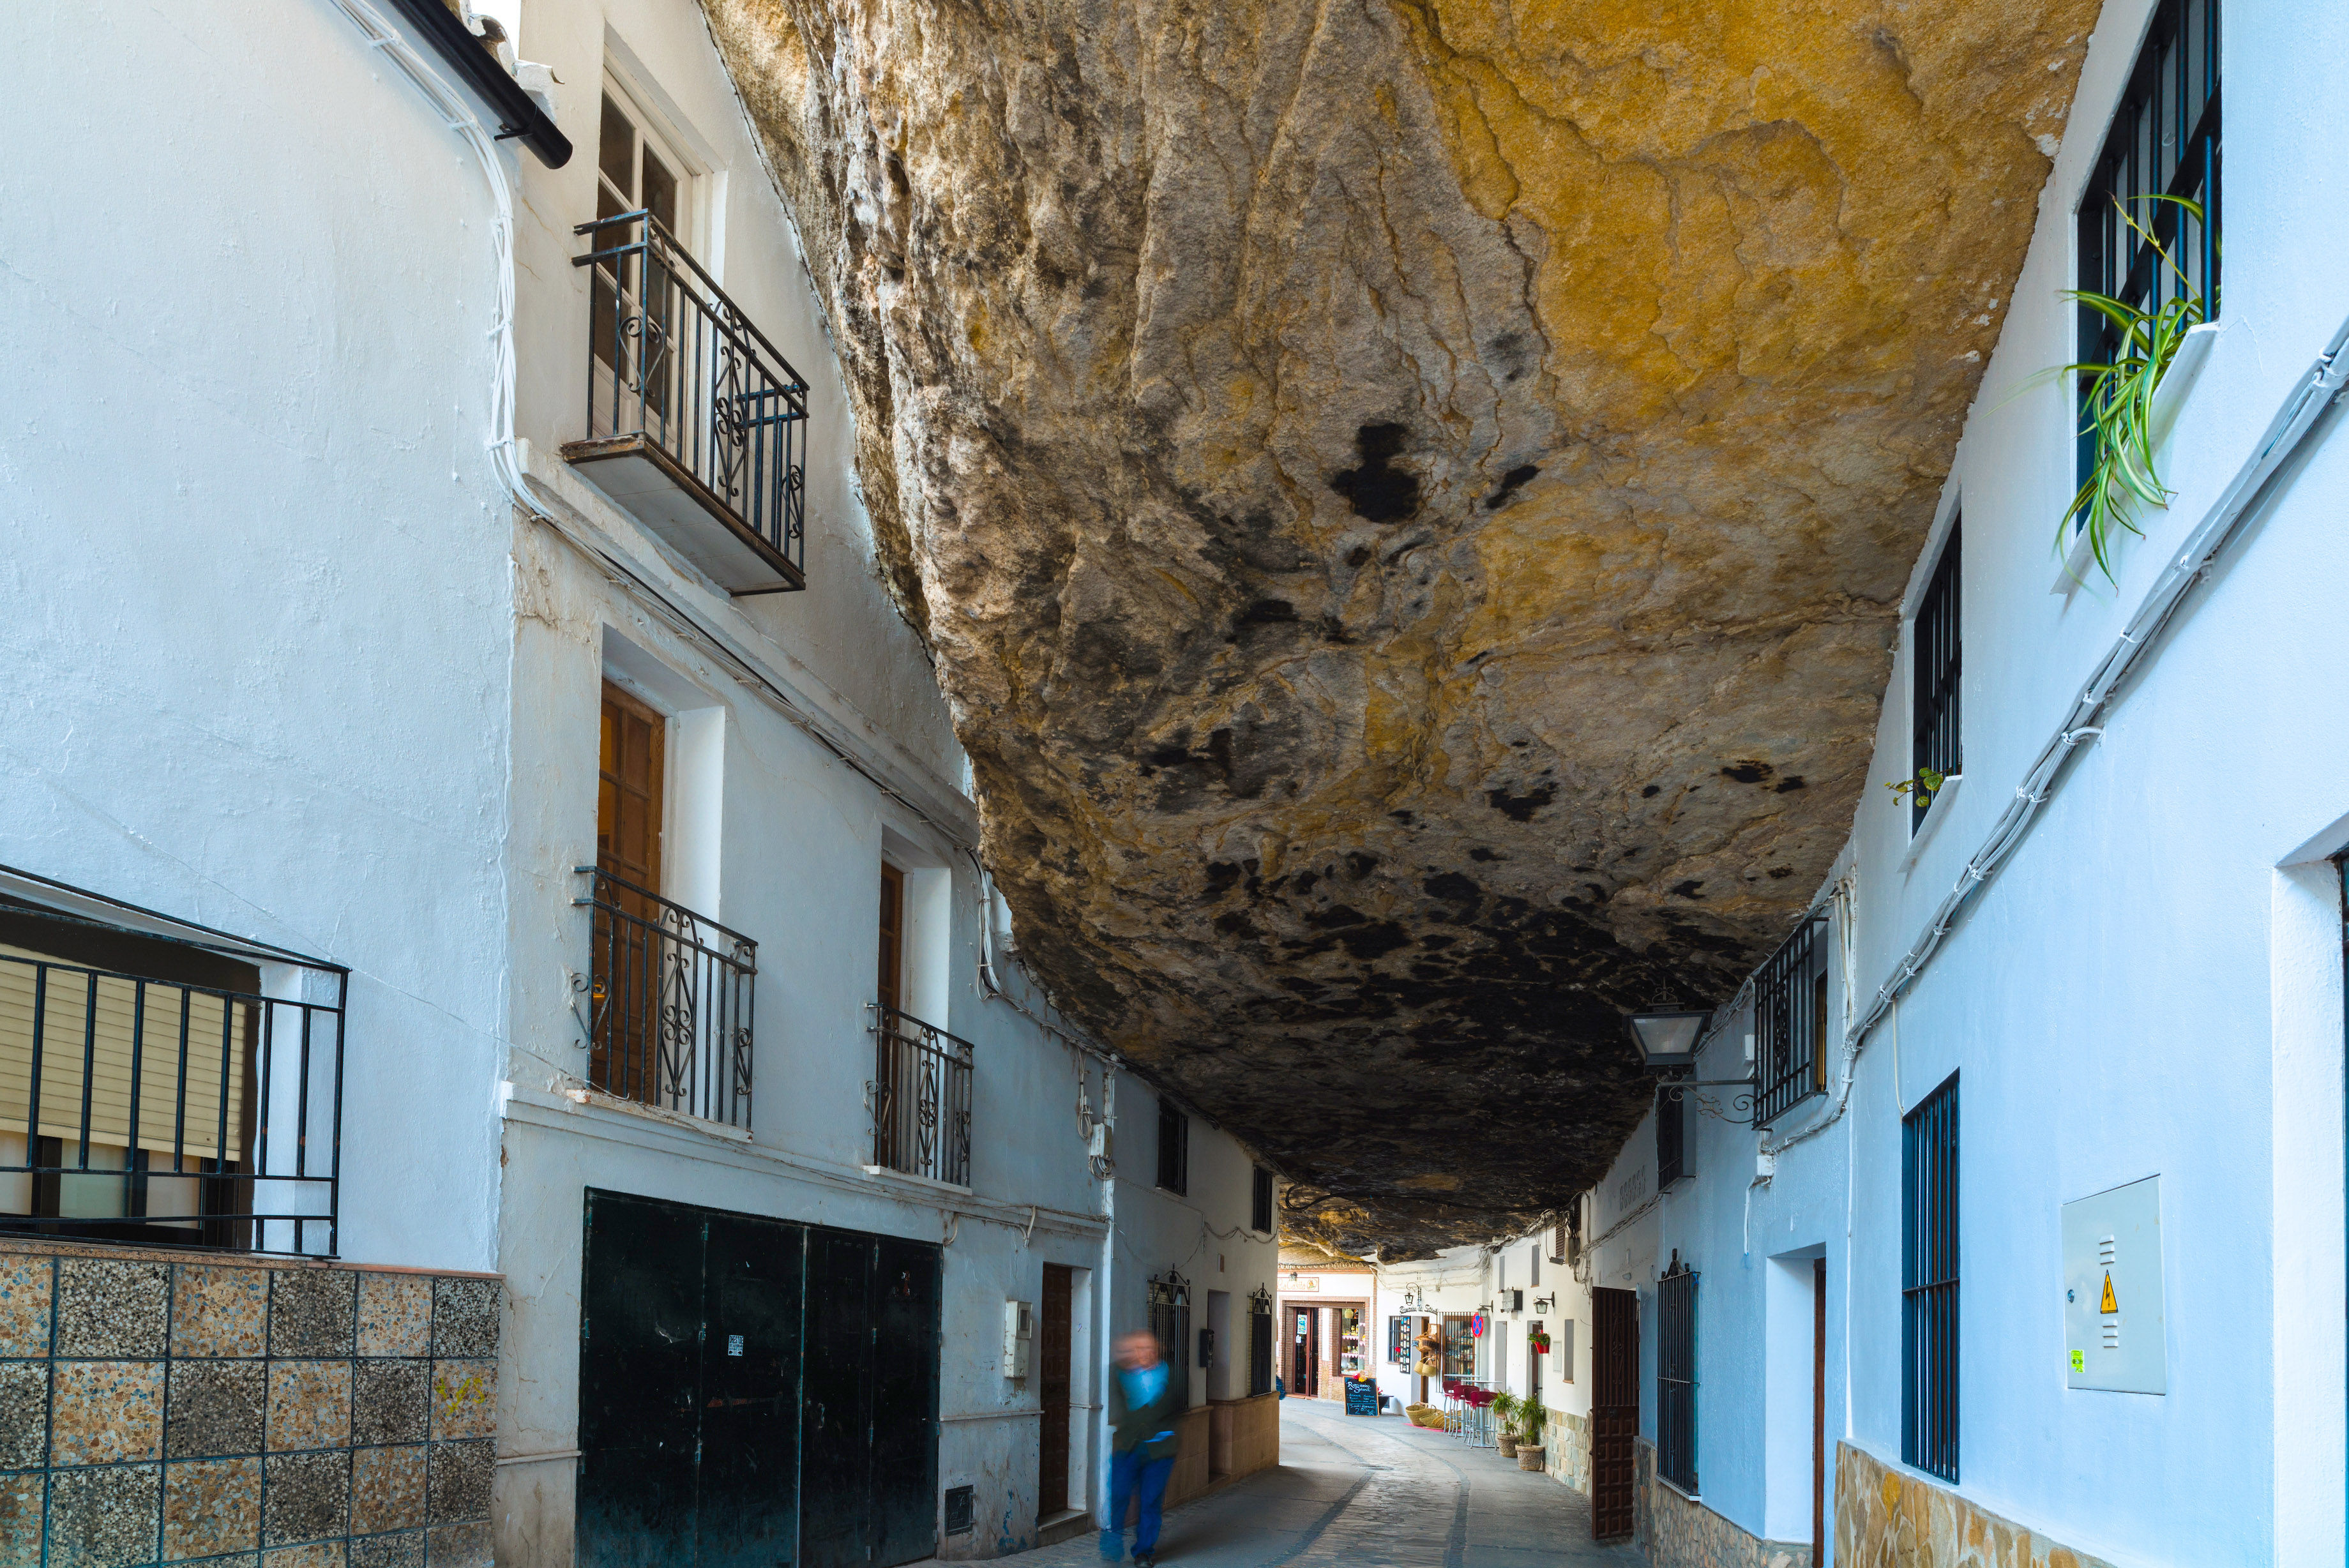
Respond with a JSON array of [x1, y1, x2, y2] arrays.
[[1101, 1328, 1183, 1565]]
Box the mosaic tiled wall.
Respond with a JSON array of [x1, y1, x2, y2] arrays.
[[1542, 1409, 1589, 1493], [1834, 1443, 2114, 1568], [1635, 1440, 1811, 1568], [0, 1243, 499, 1568]]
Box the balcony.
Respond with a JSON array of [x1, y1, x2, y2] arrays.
[[866, 1003, 973, 1187], [0, 868, 347, 1255], [573, 867, 755, 1129], [564, 212, 810, 594]]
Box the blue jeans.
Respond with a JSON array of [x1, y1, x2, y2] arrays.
[[1101, 1448, 1174, 1558]]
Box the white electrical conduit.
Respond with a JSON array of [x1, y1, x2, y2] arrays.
[[1765, 305, 2349, 1158]]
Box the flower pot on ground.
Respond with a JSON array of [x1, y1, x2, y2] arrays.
[[1497, 1435, 1518, 1457], [1517, 1446, 1545, 1471]]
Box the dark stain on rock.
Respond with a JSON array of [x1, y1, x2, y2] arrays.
[[1345, 852, 1378, 879], [1640, 784, 1663, 798], [1329, 423, 1419, 522], [1484, 782, 1557, 822], [1484, 464, 1540, 509], [1204, 862, 1242, 898], [1670, 880, 1705, 898], [1774, 776, 1808, 792], [1469, 847, 1499, 862], [1720, 760, 1775, 784]]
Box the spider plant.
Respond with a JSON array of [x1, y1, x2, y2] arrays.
[[2056, 193, 2212, 582]]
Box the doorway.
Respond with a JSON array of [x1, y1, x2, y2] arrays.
[[1812, 1259, 1826, 1564], [1590, 1286, 1639, 1541], [1288, 1305, 1320, 1397], [578, 1189, 942, 1568], [1039, 1265, 1073, 1523]]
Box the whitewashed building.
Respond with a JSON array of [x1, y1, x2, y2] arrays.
[[0, 2, 1276, 1565], [1575, 0, 2349, 1564]]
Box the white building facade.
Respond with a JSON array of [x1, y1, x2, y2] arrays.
[[1, 2, 1277, 1565], [1574, 0, 2349, 1564]]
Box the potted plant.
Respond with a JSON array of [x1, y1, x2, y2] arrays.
[[1515, 1401, 1548, 1470], [1492, 1391, 1520, 1456]]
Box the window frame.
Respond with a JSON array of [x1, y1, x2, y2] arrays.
[[1902, 1072, 1961, 1482], [1250, 1166, 1274, 1233]]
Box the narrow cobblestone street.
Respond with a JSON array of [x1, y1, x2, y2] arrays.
[[1008, 1401, 1643, 1568]]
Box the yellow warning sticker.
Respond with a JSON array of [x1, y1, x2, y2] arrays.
[[2099, 1272, 2119, 1314], [2070, 1350, 2085, 1372]]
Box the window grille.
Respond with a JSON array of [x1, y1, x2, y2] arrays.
[[1157, 1096, 1188, 1194], [2076, 0, 2221, 503], [0, 878, 347, 1256], [1656, 1087, 1689, 1189], [1251, 1166, 1274, 1233], [1248, 1286, 1274, 1396], [1910, 522, 1961, 829], [1753, 913, 1831, 1126], [1657, 1253, 1698, 1494], [1148, 1269, 1191, 1374], [1903, 1074, 1960, 1482]]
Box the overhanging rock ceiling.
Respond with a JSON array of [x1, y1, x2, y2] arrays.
[[702, 0, 2094, 1256]]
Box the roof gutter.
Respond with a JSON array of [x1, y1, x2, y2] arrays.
[[380, 0, 571, 167]]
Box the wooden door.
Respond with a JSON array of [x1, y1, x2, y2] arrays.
[[594, 683, 664, 1103], [1038, 1265, 1073, 1521], [1590, 1286, 1639, 1541], [878, 864, 904, 1012], [1812, 1259, 1827, 1564]]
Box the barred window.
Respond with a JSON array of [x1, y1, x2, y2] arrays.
[[1903, 1074, 1960, 1482], [1910, 522, 1961, 830], [2077, 0, 2221, 504], [1658, 1254, 1698, 1493], [1251, 1166, 1274, 1233], [1753, 913, 1830, 1126]]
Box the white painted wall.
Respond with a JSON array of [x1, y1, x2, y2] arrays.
[[0, 0, 515, 1274], [1582, 2, 2349, 1564]]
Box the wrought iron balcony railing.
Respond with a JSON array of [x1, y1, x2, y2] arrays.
[[573, 867, 755, 1129], [866, 1003, 973, 1187], [0, 867, 347, 1255], [564, 211, 810, 594]]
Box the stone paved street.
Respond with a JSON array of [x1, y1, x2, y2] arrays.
[[1006, 1400, 1645, 1568]]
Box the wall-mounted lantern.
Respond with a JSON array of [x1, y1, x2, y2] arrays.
[[1626, 1009, 1712, 1074]]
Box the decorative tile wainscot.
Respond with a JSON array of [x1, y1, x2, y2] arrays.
[[0, 1239, 499, 1568], [1834, 1444, 2114, 1568]]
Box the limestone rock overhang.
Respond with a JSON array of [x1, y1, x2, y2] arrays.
[[697, 0, 2095, 1257]]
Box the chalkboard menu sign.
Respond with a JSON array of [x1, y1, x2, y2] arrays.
[[1343, 1378, 1380, 1417]]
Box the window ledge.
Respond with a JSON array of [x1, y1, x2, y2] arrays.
[[559, 1082, 752, 1143], [1898, 773, 1964, 876], [2051, 320, 2222, 594], [857, 1163, 973, 1196], [1658, 1475, 1702, 1504]]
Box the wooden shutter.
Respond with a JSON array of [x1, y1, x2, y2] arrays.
[[0, 949, 252, 1159]]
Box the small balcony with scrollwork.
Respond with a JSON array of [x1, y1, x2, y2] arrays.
[[866, 1004, 974, 1188], [562, 211, 810, 594], [572, 866, 755, 1129]]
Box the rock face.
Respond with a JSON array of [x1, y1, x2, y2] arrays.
[[702, 0, 2092, 1255]]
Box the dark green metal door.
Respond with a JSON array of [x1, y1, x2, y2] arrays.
[[799, 1230, 942, 1568], [579, 1191, 805, 1568]]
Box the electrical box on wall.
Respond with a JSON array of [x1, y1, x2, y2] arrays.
[[2062, 1175, 2165, 1394], [1003, 1299, 1034, 1378]]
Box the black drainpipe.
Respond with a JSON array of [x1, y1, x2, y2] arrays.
[[382, 0, 572, 168]]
